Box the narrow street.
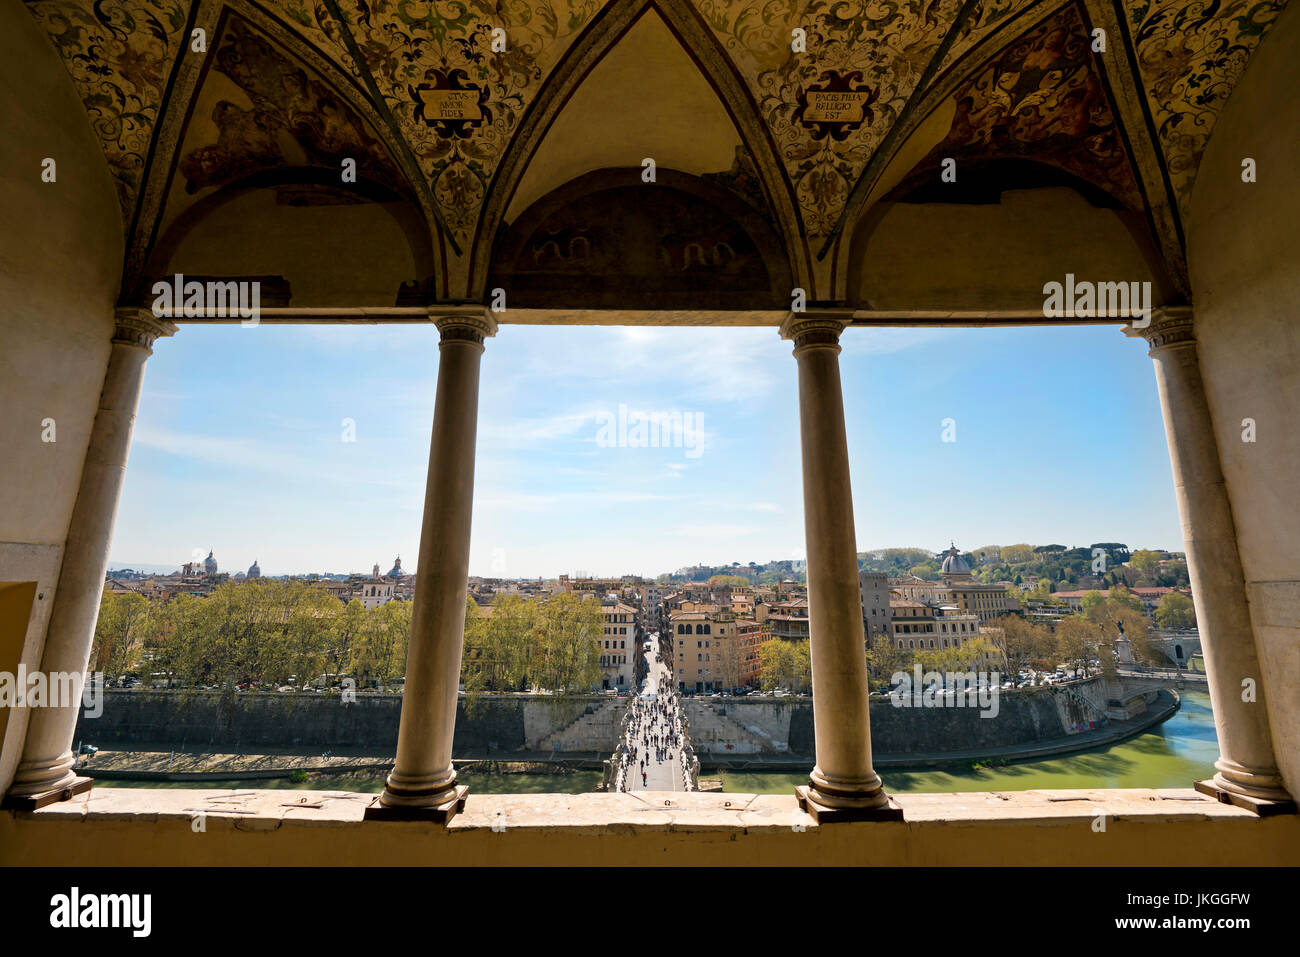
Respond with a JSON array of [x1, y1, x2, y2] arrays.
[[614, 634, 690, 792]]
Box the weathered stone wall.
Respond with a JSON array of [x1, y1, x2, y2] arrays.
[[74, 690, 620, 754], [686, 687, 1072, 758], [80, 683, 1117, 760], [528, 698, 629, 751]]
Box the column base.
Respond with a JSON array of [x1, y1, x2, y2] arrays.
[[1194, 779, 1296, 817], [363, 785, 468, 824], [2, 775, 93, 811], [795, 785, 904, 823]]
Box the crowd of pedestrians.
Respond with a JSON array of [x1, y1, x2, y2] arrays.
[[614, 639, 688, 791]]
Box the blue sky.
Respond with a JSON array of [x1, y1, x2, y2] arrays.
[[109, 322, 1181, 578]]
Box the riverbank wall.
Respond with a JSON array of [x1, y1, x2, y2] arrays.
[[73, 677, 1175, 771], [74, 690, 627, 754]]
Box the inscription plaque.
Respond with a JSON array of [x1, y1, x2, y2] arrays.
[[803, 90, 874, 124], [416, 89, 483, 122], [411, 69, 490, 138], [796, 70, 878, 141]]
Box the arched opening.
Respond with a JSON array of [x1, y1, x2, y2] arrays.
[[147, 168, 433, 308], [847, 159, 1165, 311], [489, 168, 792, 309]]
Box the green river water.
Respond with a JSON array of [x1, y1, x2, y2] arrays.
[[101, 691, 1217, 795], [728, 690, 1219, 794]]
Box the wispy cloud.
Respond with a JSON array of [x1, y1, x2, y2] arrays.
[[478, 409, 602, 448], [131, 425, 414, 490], [500, 327, 783, 403]]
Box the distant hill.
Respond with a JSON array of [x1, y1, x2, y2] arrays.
[[106, 562, 182, 575]]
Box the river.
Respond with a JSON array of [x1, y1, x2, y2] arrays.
[[724, 690, 1218, 794], [97, 691, 1217, 795]]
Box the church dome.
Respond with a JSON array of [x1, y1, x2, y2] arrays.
[[247, 560, 261, 579], [941, 544, 971, 576], [387, 556, 406, 578], [204, 550, 218, 575]]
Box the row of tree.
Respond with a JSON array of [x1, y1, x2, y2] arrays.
[[752, 589, 1170, 694], [857, 544, 1191, 591], [91, 582, 605, 694], [660, 560, 806, 586]]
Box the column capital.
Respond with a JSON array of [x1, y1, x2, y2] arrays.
[[112, 307, 178, 352], [431, 306, 498, 347], [780, 311, 850, 355], [1123, 305, 1194, 353]]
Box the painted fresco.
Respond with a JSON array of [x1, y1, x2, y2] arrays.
[[938, 0, 1035, 71], [176, 16, 405, 196], [25, 0, 189, 217], [330, 0, 601, 242], [20, 0, 1296, 280], [1129, 0, 1288, 216], [700, 0, 965, 235], [914, 2, 1143, 210], [493, 183, 778, 307]]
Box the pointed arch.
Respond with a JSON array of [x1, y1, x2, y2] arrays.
[[834, 0, 1069, 268], [122, 0, 443, 302], [467, 0, 807, 299]]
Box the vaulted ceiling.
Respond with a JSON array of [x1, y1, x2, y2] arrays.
[[24, 0, 1291, 306]]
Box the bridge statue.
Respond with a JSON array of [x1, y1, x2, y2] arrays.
[[1114, 619, 1134, 667]]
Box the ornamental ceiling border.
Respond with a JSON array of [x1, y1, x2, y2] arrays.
[[833, 0, 1188, 301], [1128, 0, 1289, 223], [119, 0, 209, 297], [701, 0, 993, 262], [828, 0, 1068, 263], [467, 0, 810, 301], [896, 2, 1148, 211], [1086, 0, 1188, 298], [23, 0, 192, 239], [137, 15, 441, 300], [27, 0, 1290, 312], [320, 0, 609, 296], [118, 0, 445, 301]]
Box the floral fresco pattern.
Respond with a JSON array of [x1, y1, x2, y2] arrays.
[[25, 0, 189, 217], [699, 0, 976, 236], [177, 17, 406, 195], [1129, 0, 1288, 216], [937, 0, 1032, 72], [912, 2, 1143, 208], [329, 0, 601, 241], [22, 0, 1295, 257]]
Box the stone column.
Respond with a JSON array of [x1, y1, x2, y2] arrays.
[[780, 313, 900, 822], [1126, 307, 1292, 809], [370, 308, 496, 822], [5, 309, 175, 809]]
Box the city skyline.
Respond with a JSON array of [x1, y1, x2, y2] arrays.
[[106, 539, 1184, 581], [109, 323, 1183, 578]]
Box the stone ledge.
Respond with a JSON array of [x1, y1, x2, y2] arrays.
[[11, 786, 1265, 829], [5, 787, 1297, 866]]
